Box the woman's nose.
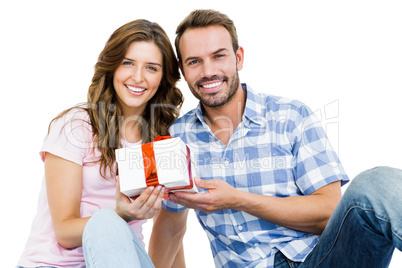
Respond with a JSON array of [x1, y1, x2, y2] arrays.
[[131, 68, 143, 83]]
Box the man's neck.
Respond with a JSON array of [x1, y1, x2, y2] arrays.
[[202, 86, 246, 146]]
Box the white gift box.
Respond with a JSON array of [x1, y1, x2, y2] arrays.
[[116, 137, 198, 197]]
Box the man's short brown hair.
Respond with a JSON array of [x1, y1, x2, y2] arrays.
[[175, 9, 239, 63]]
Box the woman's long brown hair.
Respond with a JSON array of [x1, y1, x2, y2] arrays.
[[50, 19, 183, 179]]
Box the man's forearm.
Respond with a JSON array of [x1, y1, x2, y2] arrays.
[[171, 243, 185, 268], [235, 181, 342, 234], [149, 208, 189, 267]]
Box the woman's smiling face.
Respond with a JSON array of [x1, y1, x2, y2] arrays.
[[113, 41, 163, 117]]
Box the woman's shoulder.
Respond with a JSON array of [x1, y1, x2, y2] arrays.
[[50, 105, 91, 130], [46, 105, 94, 146], [41, 105, 94, 163], [58, 104, 91, 121]]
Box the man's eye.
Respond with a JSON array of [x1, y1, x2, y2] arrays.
[[189, 60, 199, 65]]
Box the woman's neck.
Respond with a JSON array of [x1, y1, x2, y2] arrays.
[[119, 104, 147, 143], [120, 115, 143, 143]]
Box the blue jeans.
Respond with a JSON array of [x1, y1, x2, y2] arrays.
[[82, 209, 154, 268], [275, 166, 402, 267]]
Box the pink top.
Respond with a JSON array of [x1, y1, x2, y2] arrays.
[[18, 109, 145, 268]]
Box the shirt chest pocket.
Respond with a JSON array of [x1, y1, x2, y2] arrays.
[[231, 143, 295, 196]]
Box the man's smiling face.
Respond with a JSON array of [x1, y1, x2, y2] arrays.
[[179, 25, 243, 108]]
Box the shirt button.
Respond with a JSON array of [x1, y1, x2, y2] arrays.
[[237, 225, 243, 230], [224, 160, 230, 166], [254, 243, 259, 247]]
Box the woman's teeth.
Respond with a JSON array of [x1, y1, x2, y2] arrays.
[[126, 85, 146, 92]]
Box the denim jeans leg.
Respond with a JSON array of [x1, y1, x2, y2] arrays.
[[82, 209, 154, 268], [301, 166, 402, 268]]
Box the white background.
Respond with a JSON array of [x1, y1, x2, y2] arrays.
[[1, 0, 401, 267]]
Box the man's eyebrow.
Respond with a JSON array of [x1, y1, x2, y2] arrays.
[[184, 56, 200, 64], [212, 48, 229, 55], [123, 57, 162, 66], [184, 48, 229, 63]]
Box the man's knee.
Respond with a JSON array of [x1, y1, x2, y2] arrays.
[[346, 166, 402, 204], [352, 166, 401, 188]]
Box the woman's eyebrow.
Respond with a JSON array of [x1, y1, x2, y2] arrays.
[[123, 57, 161, 66]]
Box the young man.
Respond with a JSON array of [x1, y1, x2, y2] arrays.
[[149, 9, 402, 268]]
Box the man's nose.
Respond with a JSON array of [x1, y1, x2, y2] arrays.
[[200, 59, 217, 78]]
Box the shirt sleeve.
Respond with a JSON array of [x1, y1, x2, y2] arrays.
[[40, 109, 93, 166], [291, 105, 349, 195], [162, 198, 188, 212]]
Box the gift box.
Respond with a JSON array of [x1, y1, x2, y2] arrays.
[[116, 136, 198, 198]]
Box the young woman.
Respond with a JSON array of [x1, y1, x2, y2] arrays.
[[17, 19, 183, 268]]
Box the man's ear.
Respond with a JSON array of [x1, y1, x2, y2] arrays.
[[236, 46, 244, 71]]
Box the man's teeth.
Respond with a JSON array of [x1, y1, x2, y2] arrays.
[[201, 82, 223, 89], [126, 85, 146, 92]]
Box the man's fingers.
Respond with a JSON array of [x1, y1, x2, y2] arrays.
[[194, 177, 215, 189], [170, 191, 203, 207]]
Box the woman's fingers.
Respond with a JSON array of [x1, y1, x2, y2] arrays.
[[134, 186, 156, 206], [132, 185, 165, 219], [115, 179, 166, 221], [141, 185, 164, 210]]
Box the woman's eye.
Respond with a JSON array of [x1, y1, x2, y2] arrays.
[[122, 61, 133, 66], [147, 66, 157, 71]]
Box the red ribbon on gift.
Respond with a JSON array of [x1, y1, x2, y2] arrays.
[[141, 135, 170, 187], [141, 136, 194, 199]]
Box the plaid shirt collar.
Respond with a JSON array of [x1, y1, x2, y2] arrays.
[[194, 83, 266, 127]]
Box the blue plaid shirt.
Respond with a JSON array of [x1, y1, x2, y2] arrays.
[[163, 84, 349, 267]]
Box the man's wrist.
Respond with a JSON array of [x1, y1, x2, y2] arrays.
[[232, 189, 248, 211]]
